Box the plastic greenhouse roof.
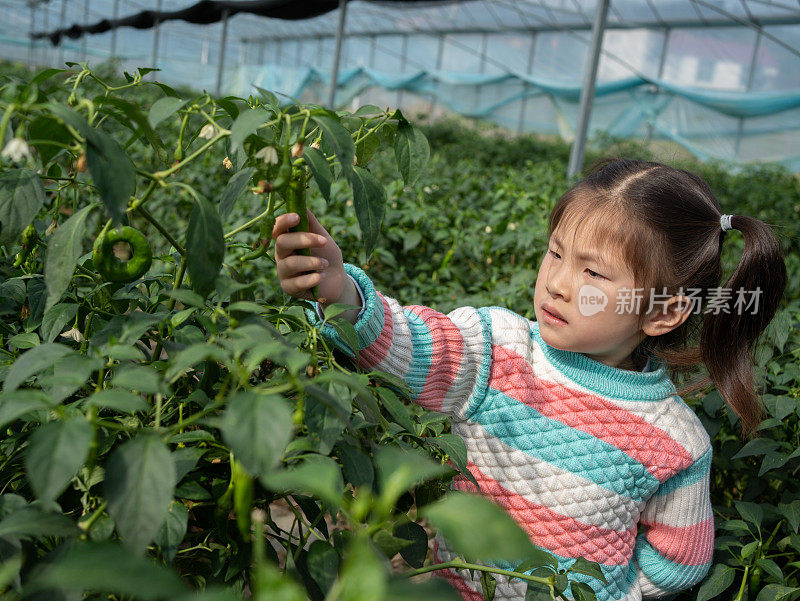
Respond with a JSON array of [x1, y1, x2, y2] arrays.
[[21, 0, 800, 47]]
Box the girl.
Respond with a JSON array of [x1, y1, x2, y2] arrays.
[[272, 158, 788, 601]]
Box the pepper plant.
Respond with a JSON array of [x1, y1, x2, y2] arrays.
[[0, 64, 609, 601]]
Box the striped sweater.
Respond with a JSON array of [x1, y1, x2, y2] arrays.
[[306, 264, 715, 601]]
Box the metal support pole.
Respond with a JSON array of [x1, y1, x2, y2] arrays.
[[428, 35, 446, 124], [327, 0, 348, 109], [28, 6, 35, 67], [110, 0, 119, 57], [517, 33, 537, 134], [474, 31, 489, 113], [258, 41, 265, 64], [369, 34, 377, 68], [151, 0, 162, 70], [734, 31, 761, 159], [567, 0, 610, 180], [645, 27, 670, 144], [215, 9, 230, 96], [58, 0, 68, 66], [397, 33, 408, 109], [295, 39, 302, 67], [80, 0, 89, 62]]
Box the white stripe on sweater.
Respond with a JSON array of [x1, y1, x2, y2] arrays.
[[639, 478, 712, 527], [454, 419, 643, 531]]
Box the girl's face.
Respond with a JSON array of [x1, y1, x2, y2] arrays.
[[533, 225, 648, 371]]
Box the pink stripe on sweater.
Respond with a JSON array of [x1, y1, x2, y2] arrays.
[[433, 539, 484, 601], [455, 462, 637, 565], [354, 293, 393, 369], [405, 305, 464, 412], [640, 517, 714, 565], [489, 345, 695, 482]]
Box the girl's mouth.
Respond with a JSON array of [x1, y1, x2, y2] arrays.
[[542, 305, 568, 325]]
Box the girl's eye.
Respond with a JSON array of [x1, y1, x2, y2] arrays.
[[549, 249, 604, 279]]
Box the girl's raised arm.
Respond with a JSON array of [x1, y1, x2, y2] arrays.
[[305, 263, 492, 420]]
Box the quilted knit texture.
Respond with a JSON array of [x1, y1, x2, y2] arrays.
[[307, 264, 715, 601]]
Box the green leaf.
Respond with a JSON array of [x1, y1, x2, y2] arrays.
[[26, 540, 188, 598], [779, 500, 800, 533], [336, 442, 374, 489], [85, 128, 136, 225], [356, 133, 381, 167], [306, 383, 350, 455], [304, 145, 333, 202], [0, 506, 79, 540], [40, 303, 78, 344], [0, 553, 22, 590], [0, 390, 52, 428], [735, 500, 764, 529], [306, 540, 339, 596], [165, 343, 229, 383], [696, 563, 736, 601], [480, 570, 496, 601], [85, 389, 148, 413], [0, 169, 45, 245], [155, 501, 188, 564], [429, 433, 468, 471], [219, 167, 256, 218], [3, 343, 74, 393], [230, 108, 269, 154], [148, 97, 189, 128], [262, 455, 344, 508], [385, 578, 461, 601], [220, 391, 293, 477], [25, 417, 93, 503], [330, 317, 359, 358], [312, 114, 355, 181], [186, 196, 224, 298], [28, 115, 72, 166], [44, 204, 94, 312], [96, 96, 168, 165], [8, 332, 39, 350], [394, 116, 430, 187], [0, 278, 27, 304], [422, 491, 535, 562], [571, 581, 598, 601], [104, 433, 177, 554], [376, 387, 415, 433], [349, 165, 386, 259], [338, 535, 387, 601], [732, 437, 780, 459], [393, 521, 428, 569], [112, 364, 166, 395], [755, 585, 800, 601], [567, 557, 607, 584], [512, 548, 559, 575], [375, 446, 450, 508]]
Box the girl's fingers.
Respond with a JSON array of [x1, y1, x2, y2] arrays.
[[280, 271, 323, 298], [276, 254, 329, 280], [274, 230, 327, 262]]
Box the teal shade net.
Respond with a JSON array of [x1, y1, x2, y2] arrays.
[[4, 0, 800, 170]]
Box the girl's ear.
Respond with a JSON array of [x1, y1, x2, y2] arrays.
[[641, 295, 694, 337]]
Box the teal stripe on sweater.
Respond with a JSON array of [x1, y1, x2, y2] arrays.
[[403, 309, 433, 399], [473, 388, 659, 500], [653, 445, 712, 495], [634, 534, 712, 592]]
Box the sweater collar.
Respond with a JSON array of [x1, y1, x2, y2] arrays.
[[531, 321, 677, 401]]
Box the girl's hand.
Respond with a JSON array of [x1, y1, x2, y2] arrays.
[[272, 209, 345, 304]]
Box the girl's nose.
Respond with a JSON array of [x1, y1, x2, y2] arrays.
[[546, 264, 571, 301]]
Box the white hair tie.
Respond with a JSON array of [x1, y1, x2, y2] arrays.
[[720, 214, 734, 232]]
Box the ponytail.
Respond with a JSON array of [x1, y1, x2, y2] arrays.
[[661, 215, 787, 438]]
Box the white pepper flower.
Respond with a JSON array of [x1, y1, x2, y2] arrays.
[[60, 328, 85, 342], [485, 226, 492, 234], [508, 222, 517, 231], [1, 138, 31, 162], [198, 124, 217, 140], [254, 145, 279, 165]]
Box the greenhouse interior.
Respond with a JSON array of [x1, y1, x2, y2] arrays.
[[4, 0, 800, 172], [2, 3, 800, 601]]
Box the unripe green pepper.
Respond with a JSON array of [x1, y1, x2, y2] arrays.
[[92, 226, 153, 283], [13, 223, 37, 268], [285, 166, 318, 301], [231, 457, 254, 539]]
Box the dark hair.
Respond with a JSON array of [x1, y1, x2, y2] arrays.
[[548, 158, 788, 438]]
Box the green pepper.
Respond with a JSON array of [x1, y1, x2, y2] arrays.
[[240, 209, 275, 263], [12, 223, 37, 268], [285, 166, 318, 301], [92, 226, 153, 283], [231, 457, 254, 539]]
